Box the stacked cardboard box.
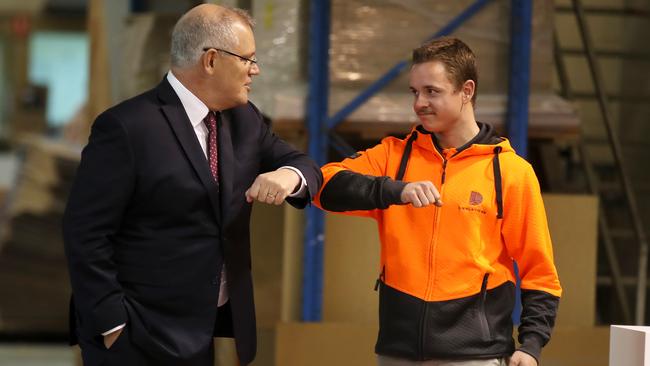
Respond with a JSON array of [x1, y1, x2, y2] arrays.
[[0, 137, 79, 333]]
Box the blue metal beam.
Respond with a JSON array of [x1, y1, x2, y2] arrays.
[[327, 0, 494, 130], [507, 0, 533, 325], [303, 0, 330, 322], [329, 131, 358, 158], [506, 0, 533, 158]]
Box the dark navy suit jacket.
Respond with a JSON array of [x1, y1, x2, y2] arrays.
[[63, 78, 322, 365]]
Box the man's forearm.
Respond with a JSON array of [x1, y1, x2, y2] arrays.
[[319, 170, 406, 212]]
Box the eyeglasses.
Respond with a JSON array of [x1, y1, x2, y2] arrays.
[[203, 47, 258, 67]]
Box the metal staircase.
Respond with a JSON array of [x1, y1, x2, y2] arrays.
[[553, 0, 650, 324]]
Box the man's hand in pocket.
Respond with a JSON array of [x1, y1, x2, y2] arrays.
[[103, 328, 123, 349]]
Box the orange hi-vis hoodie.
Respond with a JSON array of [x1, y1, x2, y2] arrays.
[[315, 123, 562, 362]]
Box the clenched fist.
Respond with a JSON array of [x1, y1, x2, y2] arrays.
[[245, 168, 301, 205], [400, 181, 443, 208]]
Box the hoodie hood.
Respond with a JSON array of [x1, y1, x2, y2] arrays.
[[406, 122, 515, 158]]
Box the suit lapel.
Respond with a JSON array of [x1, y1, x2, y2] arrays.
[[218, 111, 235, 227], [157, 79, 222, 223]]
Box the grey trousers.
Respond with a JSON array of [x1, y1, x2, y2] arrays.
[[377, 355, 507, 366]]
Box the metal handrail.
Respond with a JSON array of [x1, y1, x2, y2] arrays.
[[580, 142, 633, 323]]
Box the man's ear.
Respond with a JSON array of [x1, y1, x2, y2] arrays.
[[202, 49, 217, 74], [462, 79, 475, 103]]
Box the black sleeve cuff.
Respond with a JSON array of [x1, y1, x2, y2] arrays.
[[381, 178, 407, 206], [518, 332, 544, 363]]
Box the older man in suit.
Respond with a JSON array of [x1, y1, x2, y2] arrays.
[[63, 4, 321, 365]]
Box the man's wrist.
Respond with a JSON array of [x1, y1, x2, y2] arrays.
[[278, 166, 307, 196]]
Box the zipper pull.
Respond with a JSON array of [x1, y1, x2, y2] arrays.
[[441, 158, 448, 185], [374, 265, 386, 291]]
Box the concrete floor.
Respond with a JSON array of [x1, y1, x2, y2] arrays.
[[0, 344, 76, 366]]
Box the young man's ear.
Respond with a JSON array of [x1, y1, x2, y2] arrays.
[[462, 80, 475, 103]]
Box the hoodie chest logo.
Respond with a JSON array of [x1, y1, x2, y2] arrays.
[[458, 191, 487, 215], [469, 191, 483, 205]]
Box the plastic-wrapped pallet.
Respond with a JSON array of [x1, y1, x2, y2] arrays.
[[329, 0, 554, 94], [249, 0, 307, 121], [249, 0, 576, 142]]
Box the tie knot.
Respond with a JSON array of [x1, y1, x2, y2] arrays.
[[205, 111, 218, 132]]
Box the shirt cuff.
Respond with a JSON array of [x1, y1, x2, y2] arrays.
[[101, 323, 126, 336], [278, 166, 308, 198]]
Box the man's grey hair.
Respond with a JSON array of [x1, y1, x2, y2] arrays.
[[170, 7, 254, 68]]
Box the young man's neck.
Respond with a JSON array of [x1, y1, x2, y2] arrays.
[[434, 113, 479, 149]]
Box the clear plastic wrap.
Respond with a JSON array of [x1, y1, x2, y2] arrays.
[[251, 0, 571, 136], [329, 0, 554, 93]]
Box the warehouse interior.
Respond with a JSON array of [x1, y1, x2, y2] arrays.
[[0, 0, 649, 365]]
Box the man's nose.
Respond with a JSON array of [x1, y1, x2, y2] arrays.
[[249, 62, 260, 76], [414, 94, 428, 110]]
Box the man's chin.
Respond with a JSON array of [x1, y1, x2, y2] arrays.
[[418, 117, 437, 130], [229, 96, 250, 108]]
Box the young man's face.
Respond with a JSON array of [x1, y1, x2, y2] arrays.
[[409, 60, 464, 134]]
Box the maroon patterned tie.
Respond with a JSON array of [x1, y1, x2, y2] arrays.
[[204, 111, 219, 183]]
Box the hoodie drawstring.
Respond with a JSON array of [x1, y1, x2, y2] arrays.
[[492, 146, 503, 219], [396, 132, 418, 181]]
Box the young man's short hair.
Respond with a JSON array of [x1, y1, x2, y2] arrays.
[[412, 37, 478, 105]]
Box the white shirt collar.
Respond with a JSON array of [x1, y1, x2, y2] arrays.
[[166, 71, 210, 128]]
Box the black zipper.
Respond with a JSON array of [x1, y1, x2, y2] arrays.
[[441, 157, 448, 184], [374, 265, 386, 291], [478, 273, 491, 341], [418, 301, 428, 360]]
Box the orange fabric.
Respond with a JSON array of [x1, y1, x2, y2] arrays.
[[315, 127, 562, 302]]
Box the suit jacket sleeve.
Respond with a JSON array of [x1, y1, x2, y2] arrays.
[[63, 111, 135, 338], [252, 105, 322, 208]]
